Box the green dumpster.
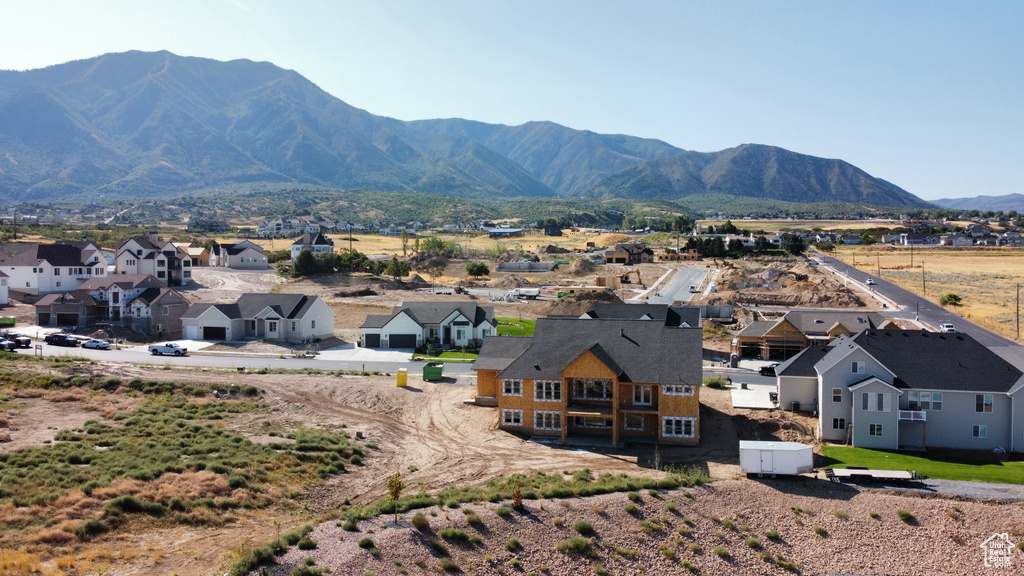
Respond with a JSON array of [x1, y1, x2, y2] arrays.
[[422, 362, 445, 382]]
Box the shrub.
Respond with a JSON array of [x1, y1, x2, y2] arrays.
[[813, 525, 828, 536], [870, 511, 880, 519], [764, 530, 780, 540], [438, 558, 459, 572], [834, 510, 848, 520], [510, 558, 522, 569], [624, 503, 639, 515], [897, 509, 915, 523], [665, 501, 678, 513], [291, 566, 324, 576], [506, 538, 521, 552], [574, 520, 595, 536], [495, 505, 512, 517], [704, 376, 728, 388], [439, 528, 470, 543], [687, 543, 701, 553], [168, 497, 186, 512], [297, 536, 317, 550], [357, 537, 375, 549], [412, 512, 431, 531], [465, 513, 483, 526], [682, 559, 698, 572], [615, 546, 637, 559], [779, 560, 799, 572], [227, 474, 249, 489], [73, 519, 107, 540], [427, 538, 449, 556], [593, 562, 609, 575], [103, 495, 164, 516], [721, 518, 736, 530], [350, 454, 363, 466], [713, 545, 730, 559], [555, 537, 590, 554], [627, 492, 642, 502], [660, 546, 676, 560], [745, 537, 761, 549], [677, 525, 691, 537]]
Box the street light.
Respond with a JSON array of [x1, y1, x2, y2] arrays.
[[922, 261, 925, 295]]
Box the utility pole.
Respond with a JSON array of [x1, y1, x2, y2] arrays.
[[922, 261, 925, 295], [876, 253, 880, 276], [910, 243, 913, 267], [1017, 283, 1020, 341]]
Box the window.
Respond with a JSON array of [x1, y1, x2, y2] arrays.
[[291, 321, 296, 331], [456, 329, 465, 340], [932, 393, 943, 411], [624, 414, 644, 431], [535, 411, 561, 430], [573, 417, 612, 429], [311, 320, 316, 329], [869, 424, 883, 437], [535, 380, 561, 402], [861, 392, 891, 412], [183, 260, 190, 267], [251, 320, 257, 330], [976, 394, 993, 413], [633, 385, 653, 406], [663, 417, 696, 438], [55, 282, 61, 287], [571, 378, 613, 400], [268, 321, 278, 332], [832, 388, 842, 403], [852, 361, 864, 374], [973, 425, 987, 438], [157, 271, 166, 278], [663, 385, 694, 396], [161, 306, 169, 316], [157, 260, 165, 267], [908, 391, 942, 411], [501, 409, 522, 426], [503, 379, 522, 396], [54, 268, 60, 276], [832, 418, 846, 430], [183, 271, 191, 278]]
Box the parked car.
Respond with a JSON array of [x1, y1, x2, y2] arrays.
[[939, 323, 956, 333], [3, 333, 31, 347], [0, 338, 16, 352], [44, 333, 80, 347], [759, 362, 780, 376], [82, 339, 111, 350], [865, 278, 877, 285]]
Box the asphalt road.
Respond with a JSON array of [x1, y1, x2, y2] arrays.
[[811, 251, 1024, 369], [644, 266, 709, 305]]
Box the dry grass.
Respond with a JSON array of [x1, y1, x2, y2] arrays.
[[834, 246, 1024, 339]]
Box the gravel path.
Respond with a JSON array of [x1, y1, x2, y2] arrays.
[[855, 478, 1024, 501]]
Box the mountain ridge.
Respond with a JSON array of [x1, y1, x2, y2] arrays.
[[0, 50, 932, 209]]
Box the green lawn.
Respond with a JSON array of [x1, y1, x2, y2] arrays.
[[412, 351, 478, 361], [821, 446, 1024, 484], [497, 318, 536, 337]]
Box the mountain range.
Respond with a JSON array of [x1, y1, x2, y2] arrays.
[[932, 193, 1024, 213], [0, 50, 931, 208]]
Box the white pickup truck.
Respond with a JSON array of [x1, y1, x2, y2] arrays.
[[148, 342, 188, 356]]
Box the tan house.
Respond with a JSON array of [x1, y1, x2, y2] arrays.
[[732, 310, 894, 360], [657, 248, 699, 262], [475, 317, 703, 446], [605, 243, 655, 264]]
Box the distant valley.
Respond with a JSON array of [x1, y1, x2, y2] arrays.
[[0, 50, 931, 210]]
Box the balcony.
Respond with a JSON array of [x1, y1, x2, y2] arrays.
[[899, 410, 927, 422]]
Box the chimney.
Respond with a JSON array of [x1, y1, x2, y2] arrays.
[[149, 231, 158, 244], [620, 328, 624, 337]]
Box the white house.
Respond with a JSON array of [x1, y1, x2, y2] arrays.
[[360, 302, 497, 349], [0, 270, 8, 305], [210, 240, 268, 269], [180, 293, 334, 343], [290, 231, 334, 260], [115, 233, 193, 286], [0, 242, 108, 295]]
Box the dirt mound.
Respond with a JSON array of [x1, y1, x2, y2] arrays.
[[406, 273, 428, 285], [540, 244, 570, 254], [565, 259, 597, 275], [489, 275, 538, 289], [334, 288, 378, 298], [410, 256, 449, 272], [544, 290, 622, 316]]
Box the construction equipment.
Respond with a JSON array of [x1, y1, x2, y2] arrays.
[[620, 269, 645, 288]]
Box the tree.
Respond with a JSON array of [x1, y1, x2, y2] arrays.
[[384, 257, 411, 281], [400, 229, 409, 257], [292, 248, 315, 277], [466, 262, 490, 277], [622, 215, 634, 231], [721, 220, 738, 234], [783, 235, 806, 255], [940, 293, 963, 307], [386, 469, 405, 525]]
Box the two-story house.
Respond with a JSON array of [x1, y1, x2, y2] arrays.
[[291, 231, 334, 260], [475, 317, 703, 446], [115, 233, 192, 286], [775, 330, 1024, 452], [733, 310, 894, 360], [210, 240, 267, 269], [605, 243, 655, 264], [0, 242, 108, 295]]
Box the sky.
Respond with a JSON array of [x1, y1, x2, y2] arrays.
[[1, 1, 1021, 201]]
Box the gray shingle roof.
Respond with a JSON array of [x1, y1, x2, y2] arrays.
[[583, 303, 701, 327], [360, 302, 495, 329], [775, 345, 834, 377], [0, 242, 94, 267], [497, 318, 702, 385], [474, 336, 534, 371], [292, 231, 333, 247], [181, 294, 318, 320], [851, 330, 1023, 393], [735, 321, 775, 338]]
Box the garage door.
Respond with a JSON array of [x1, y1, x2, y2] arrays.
[[389, 334, 417, 348], [363, 334, 381, 348], [202, 326, 227, 340], [56, 313, 80, 326]]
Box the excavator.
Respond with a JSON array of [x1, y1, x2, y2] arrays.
[[620, 269, 645, 288]]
